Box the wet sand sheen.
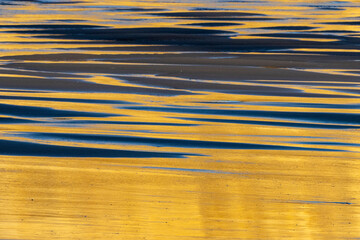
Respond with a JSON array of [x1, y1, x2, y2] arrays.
[[0, 0, 359, 239]]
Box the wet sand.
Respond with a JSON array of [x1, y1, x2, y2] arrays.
[[0, 0, 360, 239]]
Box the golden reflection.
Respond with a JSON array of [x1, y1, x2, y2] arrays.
[[0, 152, 359, 239], [0, 0, 359, 239]]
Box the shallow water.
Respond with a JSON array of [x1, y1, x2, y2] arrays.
[[0, 0, 359, 239]]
